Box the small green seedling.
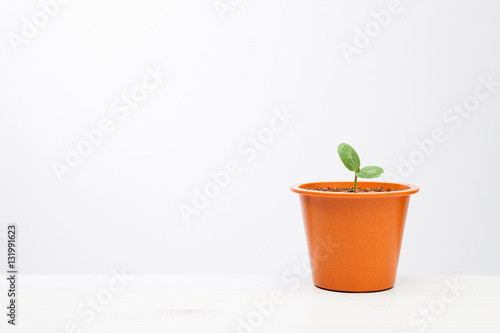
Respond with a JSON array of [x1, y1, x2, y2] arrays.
[[337, 143, 384, 193]]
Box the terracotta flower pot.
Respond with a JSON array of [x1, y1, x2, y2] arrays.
[[290, 181, 419, 292]]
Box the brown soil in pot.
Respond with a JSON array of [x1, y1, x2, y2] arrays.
[[307, 186, 397, 193]]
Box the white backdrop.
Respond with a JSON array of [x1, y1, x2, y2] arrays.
[[0, 0, 499, 275]]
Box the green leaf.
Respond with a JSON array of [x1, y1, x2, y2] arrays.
[[337, 143, 361, 172], [356, 166, 384, 179]]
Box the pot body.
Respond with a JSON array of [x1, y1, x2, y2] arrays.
[[291, 181, 419, 292]]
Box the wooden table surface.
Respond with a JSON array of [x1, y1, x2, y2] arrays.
[[1, 275, 499, 332]]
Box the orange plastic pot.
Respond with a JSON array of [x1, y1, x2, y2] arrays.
[[290, 181, 419, 292]]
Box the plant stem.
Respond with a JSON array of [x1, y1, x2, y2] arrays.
[[353, 174, 358, 193]]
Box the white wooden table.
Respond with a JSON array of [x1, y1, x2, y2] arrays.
[[1, 275, 499, 332]]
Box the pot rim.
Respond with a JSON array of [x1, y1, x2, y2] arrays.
[[290, 181, 419, 197]]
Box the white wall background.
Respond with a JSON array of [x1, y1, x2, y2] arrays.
[[0, 0, 499, 275]]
